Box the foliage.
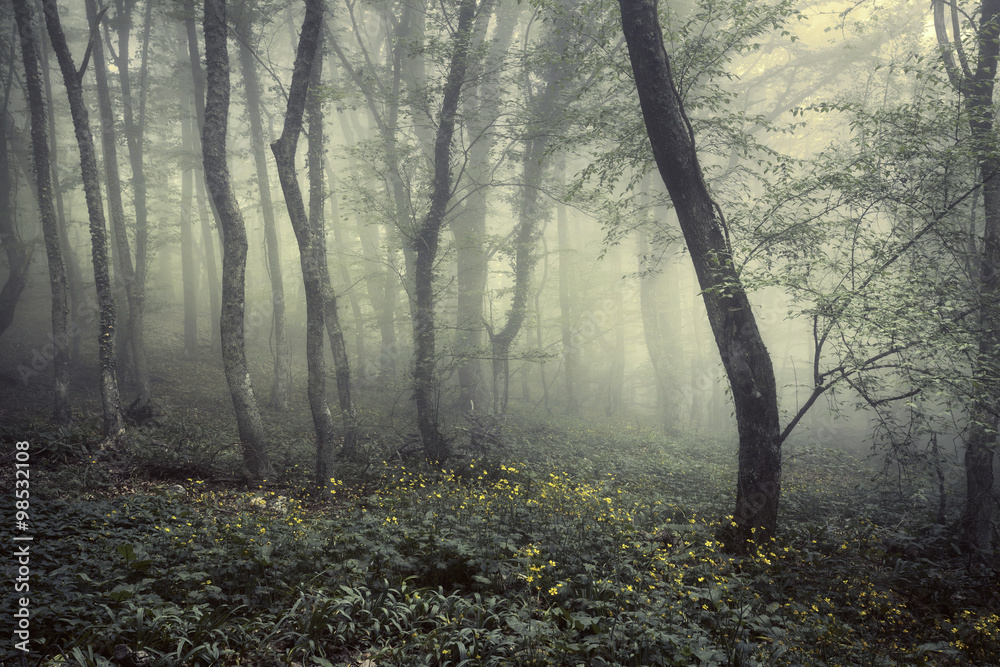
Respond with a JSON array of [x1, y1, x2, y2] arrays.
[[4, 412, 997, 666]]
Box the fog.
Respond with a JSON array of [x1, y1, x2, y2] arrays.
[[0, 0, 987, 479]]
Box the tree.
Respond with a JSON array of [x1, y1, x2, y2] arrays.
[[42, 0, 126, 445], [272, 0, 358, 485], [619, 0, 782, 549], [0, 53, 32, 340], [202, 0, 274, 479], [236, 2, 291, 411], [86, 0, 151, 410], [933, 0, 1000, 557], [411, 0, 479, 462], [12, 0, 69, 427]]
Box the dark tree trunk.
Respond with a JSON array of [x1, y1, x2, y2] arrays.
[[620, 0, 782, 549], [238, 21, 291, 411], [12, 0, 70, 427], [87, 0, 151, 409], [202, 0, 274, 479], [934, 0, 1000, 557], [412, 0, 478, 462]]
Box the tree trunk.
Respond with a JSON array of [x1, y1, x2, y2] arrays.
[[556, 164, 579, 415], [620, 0, 782, 549], [37, 10, 83, 365], [934, 0, 1000, 557], [308, 30, 360, 461], [272, 0, 358, 484], [412, 0, 478, 462], [12, 0, 71, 427], [42, 0, 126, 444], [184, 0, 222, 351], [638, 231, 675, 432], [87, 0, 150, 410], [202, 0, 274, 479], [0, 68, 32, 339], [180, 110, 198, 357], [487, 23, 568, 416], [238, 21, 290, 411]]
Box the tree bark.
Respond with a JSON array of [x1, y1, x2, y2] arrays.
[[12, 0, 71, 428], [309, 27, 360, 462], [237, 16, 291, 411], [202, 0, 274, 479], [42, 0, 126, 444], [0, 65, 32, 339], [619, 0, 782, 549], [272, 0, 358, 484], [412, 0, 478, 462], [87, 0, 150, 410], [184, 0, 222, 351], [933, 0, 1000, 557], [180, 109, 198, 357]]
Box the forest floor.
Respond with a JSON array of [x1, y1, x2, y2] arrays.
[[1, 304, 999, 666]]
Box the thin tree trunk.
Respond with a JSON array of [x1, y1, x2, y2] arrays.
[[488, 31, 567, 415], [178, 94, 199, 357], [184, 0, 222, 351], [272, 0, 357, 484], [238, 22, 290, 410], [0, 53, 32, 339], [37, 8, 82, 364], [412, 0, 478, 462], [309, 31, 359, 461], [87, 0, 150, 409], [620, 0, 782, 549], [12, 0, 70, 427], [203, 0, 274, 479], [42, 0, 126, 444], [556, 164, 579, 415], [638, 230, 675, 431], [326, 164, 366, 379]]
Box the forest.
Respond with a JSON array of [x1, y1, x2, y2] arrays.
[[1, 0, 999, 664]]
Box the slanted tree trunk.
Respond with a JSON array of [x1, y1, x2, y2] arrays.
[[37, 11, 83, 364], [12, 0, 70, 427], [42, 0, 126, 444], [87, 0, 151, 410], [271, 0, 358, 484], [238, 19, 290, 410], [412, 0, 478, 462], [620, 0, 782, 550], [202, 0, 274, 479]]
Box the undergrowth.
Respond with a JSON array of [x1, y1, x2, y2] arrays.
[[1, 413, 997, 666]]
